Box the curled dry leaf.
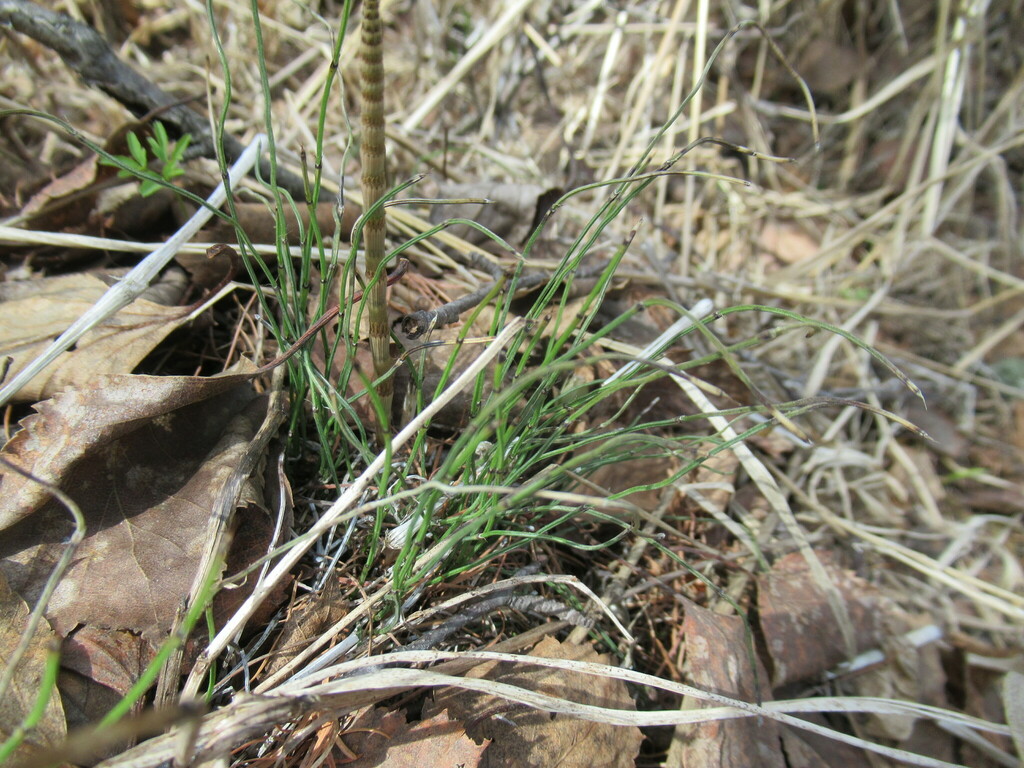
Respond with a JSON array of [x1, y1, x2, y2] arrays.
[[0, 269, 190, 403], [20, 155, 104, 229], [425, 636, 644, 768], [0, 366, 285, 722], [20, 120, 168, 234]]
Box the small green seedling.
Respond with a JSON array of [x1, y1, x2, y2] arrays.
[[102, 121, 191, 197]]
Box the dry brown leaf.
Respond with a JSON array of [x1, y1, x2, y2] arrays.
[[21, 156, 103, 226], [0, 269, 190, 403], [775, 722, 875, 768], [0, 569, 66, 763], [671, 600, 786, 768], [851, 618, 947, 741], [342, 707, 488, 768], [757, 551, 887, 687], [391, 307, 503, 431], [17, 126, 181, 240], [903, 401, 969, 459], [958, 657, 1018, 766], [425, 636, 644, 768], [60, 625, 148, 700], [339, 707, 408, 764], [0, 367, 285, 722]]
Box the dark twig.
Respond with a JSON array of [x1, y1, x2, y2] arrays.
[[0, 0, 307, 199], [400, 255, 612, 339], [401, 251, 513, 338]]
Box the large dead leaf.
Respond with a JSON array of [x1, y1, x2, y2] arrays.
[[0, 569, 66, 764], [0, 269, 191, 403], [0, 367, 286, 722], [0, 367, 252, 531], [426, 636, 644, 768]]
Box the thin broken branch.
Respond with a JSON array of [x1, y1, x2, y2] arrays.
[[0, 0, 307, 199]]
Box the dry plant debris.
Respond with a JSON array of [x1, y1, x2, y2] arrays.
[[427, 636, 645, 767], [0, 0, 1022, 766]]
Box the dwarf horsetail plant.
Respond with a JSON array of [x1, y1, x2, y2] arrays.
[[358, 0, 393, 434]]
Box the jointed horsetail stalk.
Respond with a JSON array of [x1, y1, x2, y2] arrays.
[[358, 0, 392, 432]]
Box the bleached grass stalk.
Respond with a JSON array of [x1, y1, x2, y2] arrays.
[[183, 318, 526, 696], [606, 0, 689, 181], [579, 9, 626, 159], [954, 305, 1024, 372], [0, 225, 295, 259], [665, 352, 861, 651], [780, 133, 1023, 276], [678, 0, 709, 276], [778, 471, 1024, 622], [92, 646, 1006, 768], [802, 282, 891, 397], [0, 135, 267, 407], [921, 0, 990, 235], [280, 649, 1004, 768], [400, 0, 534, 132], [753, 56, 938, 126]]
